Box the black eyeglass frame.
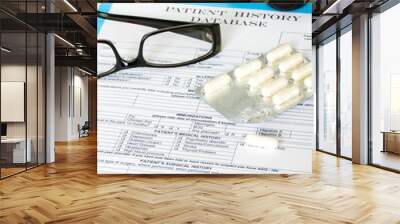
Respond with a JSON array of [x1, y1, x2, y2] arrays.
[[97, 12, 221, 78]]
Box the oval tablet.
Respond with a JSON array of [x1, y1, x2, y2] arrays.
[[245, 134, 278, 149], [233, 59, 263, 83], [260, 78, 289, 97], [278, 53, 304, 73], [272, 86, 301, 105], [266, 43, 292, 63], [248, 67, 275, 90], [203, 74, 231, 96], [291, 63, 312, 81]]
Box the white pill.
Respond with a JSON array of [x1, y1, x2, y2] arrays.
[[268, 56, 286, 67], [245, 134, 278, 149], [260, 78, 289, 97], [291, 63, 312, 81], [263, 96, 272, 105], [266, 43, 292, 63], [248, 67, 274, 90], [274, 95, 303, 112], [203, 74, 231, 96], [278, 53, 304, 73], [272, 86, 301, 105], [278, 71, 290, 78], [233, 59, 263, 83], [304, 76, 313, 89]]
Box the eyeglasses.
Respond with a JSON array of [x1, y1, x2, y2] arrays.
[[97, 12, 221, 78], [268, 1, 306, 11]]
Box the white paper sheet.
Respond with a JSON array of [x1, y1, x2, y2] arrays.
[[97, 3, 313, 174]]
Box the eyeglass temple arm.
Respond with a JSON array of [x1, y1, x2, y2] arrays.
[[97, 12, 214, 43]]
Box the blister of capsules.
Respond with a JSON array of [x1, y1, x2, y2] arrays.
[[197, 43, 313, 123]]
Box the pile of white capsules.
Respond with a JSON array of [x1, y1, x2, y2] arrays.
[[197, 43, 313, 123]]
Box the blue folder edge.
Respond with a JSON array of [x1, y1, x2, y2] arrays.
[[97, 3, 312, 35]]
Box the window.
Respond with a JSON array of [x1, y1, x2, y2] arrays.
[[0, 1, 46, 179], [370, 3, 400, 171], [317, 37, 337, 154], [339, 29, 352, 158]]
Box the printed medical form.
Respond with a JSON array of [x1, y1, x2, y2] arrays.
[[97, 3, 313, 174]]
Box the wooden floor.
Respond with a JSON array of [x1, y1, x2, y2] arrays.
[[0, 167, 26, 178], [1, 135, 400, 224]]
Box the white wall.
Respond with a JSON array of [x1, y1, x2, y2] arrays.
[[1, 82, 25, 122], [71, 73, 89, 138], [54, 67, 89, 141], [1, 65, 36, 138], [1, 65, 26, 140], [55, 66, 69, 141], [1, 63, 46, 164]]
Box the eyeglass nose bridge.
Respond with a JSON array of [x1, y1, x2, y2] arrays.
[[121, 60, 129, 67], [124, 52, 146, 68]]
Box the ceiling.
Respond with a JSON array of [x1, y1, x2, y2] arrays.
[[311, 0, 389, 43], [0, 0, 96, 74]]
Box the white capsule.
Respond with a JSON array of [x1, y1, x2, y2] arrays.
[[263, 96, 272, 105], [272, 86, 301, 105], [244, 134, 278, 149], [278, 71, 290, 78], [203, 74, 231, 96], [278, 53, 304, 73], [266, 43, 292, 63], [233, 59, 263, 83], [274, 95, 303, 113], [260, 78, 289, 97], [304, 76, 313, 89], [291, 63, 312, 81], [248, 67, 274, 90]]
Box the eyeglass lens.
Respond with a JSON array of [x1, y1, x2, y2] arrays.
[[142, 26, 214, 65], [97, 42, 117, 75], [98, 17, 215, 70], [99, 18, 157, 62]]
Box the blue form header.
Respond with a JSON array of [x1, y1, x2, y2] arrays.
[[186, 3, 312, 14], [97, 3, 312, 34]]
